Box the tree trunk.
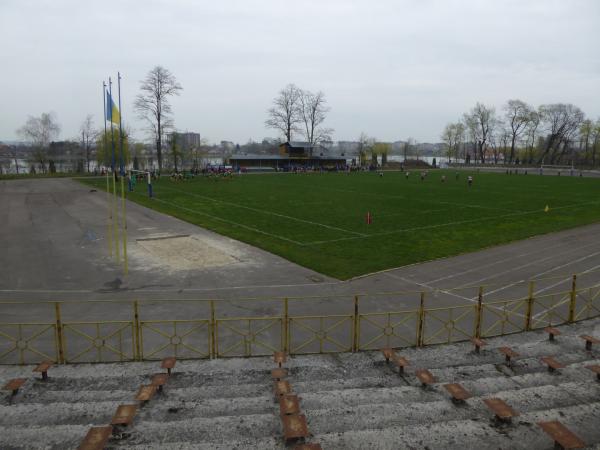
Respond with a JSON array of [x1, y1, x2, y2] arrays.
[[157, 116, 163, 171], [509, 136, 516, 164]]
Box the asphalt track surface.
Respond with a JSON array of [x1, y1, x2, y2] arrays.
[[1, 177, 599, 330]]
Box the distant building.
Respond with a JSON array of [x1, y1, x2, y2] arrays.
[[166, 132, 201, 150]]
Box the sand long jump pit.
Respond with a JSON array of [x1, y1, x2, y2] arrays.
[[134, 234, 242, 271]]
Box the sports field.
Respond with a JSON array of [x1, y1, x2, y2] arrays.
[[82, 170, 600, 279]]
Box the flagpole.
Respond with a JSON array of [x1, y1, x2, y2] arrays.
[[103, 81, 112, 257], [118, 71, 128, 275], [109, 77, 120, 262]]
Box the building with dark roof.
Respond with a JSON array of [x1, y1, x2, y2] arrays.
[[229, 141, 348, 170]]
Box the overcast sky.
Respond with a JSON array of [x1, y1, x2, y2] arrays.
[[1, 0, 599, 145]]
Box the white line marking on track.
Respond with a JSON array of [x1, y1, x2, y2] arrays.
[[531, 264, 600, 319], [0, 280, 342, 295], [456, 245, 600, 296], [425, 237, 585, 285]]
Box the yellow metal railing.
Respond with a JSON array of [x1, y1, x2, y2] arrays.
[[62, 321, 134, 363], [0, 273, 599, 365], [140, 320, 210, 360]]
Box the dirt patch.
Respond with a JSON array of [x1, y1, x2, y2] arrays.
[[136, 235, 239, 270]]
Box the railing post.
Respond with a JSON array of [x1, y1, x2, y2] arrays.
[[283, 298, 289, 353], [210, 300, 217, 358], [417, 292, 425, 347], [54, 302, 65, 364], [568, 274, 577, 323], [525, 281, 534, 331], [475, 286, 483, 338], [133, 300, 141, 361], [352, 295, 360, 352]]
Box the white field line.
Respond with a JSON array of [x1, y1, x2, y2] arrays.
[[248, 177, 522, 213], [159, 184, 367, 237], [306, 200, 600, 246], [376, 206, 461, 219], [152, 197, 306, 246]]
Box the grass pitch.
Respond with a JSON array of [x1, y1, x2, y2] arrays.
[[82, 170, 600, 279]]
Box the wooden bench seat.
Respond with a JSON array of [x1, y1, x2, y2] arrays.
[[415, 369, 435, 387], [151, 373, 169, 392], [544, 327, 561, 341], [541, 356, 565, 373], [587, 364, 600, 381], [537, 420, 585, 449], [274, 351, 287, 367], [282, 413, 309, 443], [33, 360, 53, 381], [381, 347, 396, 363], [271, 368, 288, 381], [135, 385, 157, 405], [470, 337, 487, 353], [580, 334, 600, 351], [160, 357, 176, 375], [443, 383, 471, 404], [111, 404, 137, 427], [274, 380, 292, 400], [393, 356, 409, 375], [498, 347, 519, 366], [279, 394, 301, 416], [2, 378, 26, 397], [483, 398, 519, 423], [77, 425, 113, 450]]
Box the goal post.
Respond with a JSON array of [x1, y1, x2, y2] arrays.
[[129, 169, 153, 197]]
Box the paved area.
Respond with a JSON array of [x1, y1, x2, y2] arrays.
[[1, 177, 599, 313]]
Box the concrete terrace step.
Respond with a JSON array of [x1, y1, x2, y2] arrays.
[[299, 383, 599, 435], [0, 400, 122, 426], [0, 423, 90, 450], [111, 412, 281, 447], [119, 437, 284, 450], [312, 401, 600, 450]]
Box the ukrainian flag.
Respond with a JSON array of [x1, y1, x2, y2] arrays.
[[106, 92, 121, 125]]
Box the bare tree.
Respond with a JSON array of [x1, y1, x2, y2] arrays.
[[298, 90, 333, 154], [357, 132, 374, 166], [265, 84, 302, 142], [134, 66, 183, 171], [579, 119, 594, 165], [80, 114, 97, 173], [403, 137, 416, 162], [537, 103, 584, 164], [17, 112, 60, 173], [591, 119, 600, 168], [464, 103, 495, 164], [524, 110, 541, 163], [441, 122, 464, 163], [503, 99, 532, 164]]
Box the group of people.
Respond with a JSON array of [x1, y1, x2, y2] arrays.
[[396, 170, 474, 187]]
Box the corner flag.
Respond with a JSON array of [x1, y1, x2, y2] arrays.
[[106, 91, 120, 125]]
